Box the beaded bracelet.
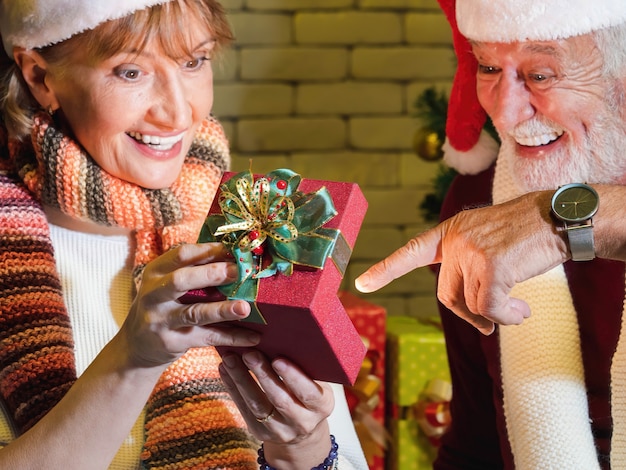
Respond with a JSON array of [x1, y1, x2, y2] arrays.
[[257, 434, 339, 470]]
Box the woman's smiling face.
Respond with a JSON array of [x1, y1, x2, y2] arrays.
[[43, 20, 216, 189]]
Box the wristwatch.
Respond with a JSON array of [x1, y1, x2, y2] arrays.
[[550, 183, 599, 261]]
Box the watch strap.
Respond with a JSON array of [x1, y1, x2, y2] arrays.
[[566, 223, 595, 261]]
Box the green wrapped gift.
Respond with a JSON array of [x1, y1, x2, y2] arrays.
[[386, 316, 451, 470], [389, 420, 437, 470]]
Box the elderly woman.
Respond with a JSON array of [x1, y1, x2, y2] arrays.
[[0, 1, 367, 469]]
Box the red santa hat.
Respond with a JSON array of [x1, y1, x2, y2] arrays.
[[0, 0, 172, 56], [438, 0, 626, 174]]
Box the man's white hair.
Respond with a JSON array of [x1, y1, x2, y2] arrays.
[[594, 22, 626, 78]]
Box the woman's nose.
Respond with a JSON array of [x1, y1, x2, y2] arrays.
[[148, 73, 191, 130]]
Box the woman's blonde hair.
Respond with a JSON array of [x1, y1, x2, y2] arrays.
[[0, 0, 233, 140]]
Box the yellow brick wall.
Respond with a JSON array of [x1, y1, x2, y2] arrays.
[[214, 0, 455, 319]]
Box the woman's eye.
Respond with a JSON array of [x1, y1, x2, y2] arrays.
[[529, 73, 548, 82], [115, 68, 142, 81], [184, 57, 209, 70]]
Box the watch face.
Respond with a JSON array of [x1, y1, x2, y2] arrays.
[[551, 183, 599, 223]]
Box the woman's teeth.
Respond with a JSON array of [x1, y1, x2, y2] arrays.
[[515, 129, 564, 147], [128, 131, 184, 151]]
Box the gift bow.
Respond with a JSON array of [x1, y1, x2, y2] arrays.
[[200, 169, 345, 323], [413, 378, 452, 446]]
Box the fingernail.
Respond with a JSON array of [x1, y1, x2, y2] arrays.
[[246, 332, 261, 344], [222, 353, 237, 368], [232, 300, 250, 318], [226, 263, 239, 280], [480, 324, 495, 336], [510, 298, 531, 319], [242, 350, 262, 366], [354, 273, 370, 292], [272, 358, 287, 374]]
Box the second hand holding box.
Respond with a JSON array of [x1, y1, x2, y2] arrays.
[[180, 168, 367, 386]]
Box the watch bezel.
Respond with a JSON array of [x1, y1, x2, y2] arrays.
[[551, 183, 599, 224]]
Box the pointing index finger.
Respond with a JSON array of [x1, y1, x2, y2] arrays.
[[355, 226, 442, 293]]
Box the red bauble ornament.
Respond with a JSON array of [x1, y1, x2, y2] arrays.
[[249, 230, 260, 240]]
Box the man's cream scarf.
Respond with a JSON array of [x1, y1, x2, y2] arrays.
[[493, 157, 626, 469]]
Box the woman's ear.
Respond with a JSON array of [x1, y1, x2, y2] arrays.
[[13, 48, 58, 111]]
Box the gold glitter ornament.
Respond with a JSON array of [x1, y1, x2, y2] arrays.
[[413, 128, 443, 161]]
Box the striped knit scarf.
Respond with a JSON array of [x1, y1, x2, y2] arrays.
[[493, 156, 626, 469], [0, 113, 258, 468]]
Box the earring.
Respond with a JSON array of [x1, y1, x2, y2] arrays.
[[47, 105, 55, 116]]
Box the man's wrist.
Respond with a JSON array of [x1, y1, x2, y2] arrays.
[[550, 183, 599, 261]]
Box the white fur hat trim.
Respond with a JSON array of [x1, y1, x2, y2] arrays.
[[442, 130, 500, 175], [0, 0, 172, 56], [457, 0, 626, 42]]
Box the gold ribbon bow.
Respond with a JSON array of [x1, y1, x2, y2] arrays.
[[413, 378, 452, 446]]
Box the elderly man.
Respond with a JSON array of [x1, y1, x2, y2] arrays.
[[357, 0, 626, 468]]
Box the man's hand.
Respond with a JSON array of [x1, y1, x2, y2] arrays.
[[355, 190, 568, 334]]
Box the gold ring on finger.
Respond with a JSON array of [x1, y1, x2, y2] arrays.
[[255, 407, 275, 424]]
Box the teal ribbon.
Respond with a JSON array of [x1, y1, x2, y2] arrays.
[[199, 168, 341, 323]]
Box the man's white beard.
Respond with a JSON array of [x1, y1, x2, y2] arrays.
[[498, 109, 626, 192]]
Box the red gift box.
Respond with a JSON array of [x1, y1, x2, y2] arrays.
[[340, 291, 388, 469], [181, 170, 367, 386]]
